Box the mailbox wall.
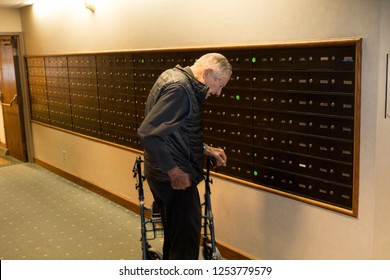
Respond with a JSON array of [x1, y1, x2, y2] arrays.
[[26, 39, 361, 215]]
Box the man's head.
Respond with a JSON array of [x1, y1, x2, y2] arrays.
[[190, 53, 232, 99]]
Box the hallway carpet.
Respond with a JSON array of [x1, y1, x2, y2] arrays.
[[0, 163, 162, 260], [0, 147, 22, 168]]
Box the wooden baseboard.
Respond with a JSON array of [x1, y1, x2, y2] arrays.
[[216, 240, 257, 260], [33, 158, 256, 260], [33, 158, 140, 214]]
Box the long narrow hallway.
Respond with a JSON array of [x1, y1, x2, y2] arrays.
[[0, 160, 159, 260]]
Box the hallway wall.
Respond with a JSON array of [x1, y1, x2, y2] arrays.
[[16, 0, 390, 259], [373, 0, 390, 259], [0, 8, 21, 32]]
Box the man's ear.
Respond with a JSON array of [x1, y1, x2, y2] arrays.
[[198, 68, 212, 84], [202, 68, 213, 79]]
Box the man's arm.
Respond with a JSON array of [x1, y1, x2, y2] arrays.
[[138, 84, 190, 179]]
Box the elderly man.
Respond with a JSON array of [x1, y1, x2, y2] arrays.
[[138, 53, 232, 259]]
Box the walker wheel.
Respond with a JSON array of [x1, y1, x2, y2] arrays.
[[147, 248, 163, 260], [202, 242, 222, 260]]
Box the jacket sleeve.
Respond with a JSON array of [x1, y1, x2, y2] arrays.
[[137, 84, 190, 173]]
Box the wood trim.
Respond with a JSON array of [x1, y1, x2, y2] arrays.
[[216, 240, 257, 260], [33, 157, 254, 260], [25, 37, 362, 57], [33, 158, 140, 214], [351, 38, 362, 217]]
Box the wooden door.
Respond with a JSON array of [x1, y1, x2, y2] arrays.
[[0, 37, 27, 161]]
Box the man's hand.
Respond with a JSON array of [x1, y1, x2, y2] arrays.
[[204, 144, 227, 167], [167, 166, 191, 190]]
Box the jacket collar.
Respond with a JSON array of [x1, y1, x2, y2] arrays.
[[174, 65, 208, 104]]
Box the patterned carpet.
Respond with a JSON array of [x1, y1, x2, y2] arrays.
[[0, 148, 22, 168], [0, 162, 163, 260]]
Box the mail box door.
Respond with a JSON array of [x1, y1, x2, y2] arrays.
[[330, 72, 355, 93], [222, 50, 252, 70], [236, 125, 253, 144], [308, 116, 331, 137], [252, 49, 276, 69], [309, 94, 331, 114], [253, 165, 272, 186], [252, 71, 271, 89], [237, 143, 254, 162], [269, 91, 288, 110], [254, 147, 272, 166], [269, 112, 289, 130], [222, 88, 252, 107], [307, 137, 331, 158], [328, 95, 354, 116], [253, 90, 269, 109], [253, 109, 269, 128], [229, 70, 252, 88], [289, 72, 309, 90], [253, 128, 270, 148], [288, 114, 310, 133], [288, 93, 310, 112], [273, 48, 308, 70], [330, 118, 354, 140], [329, 139, 354, 162], [308, 72, 331, 91], [308, 47, 331, 69], [326, 183, 353, 209], [331, 46, 355, 70], [287, 134, 309, 154]]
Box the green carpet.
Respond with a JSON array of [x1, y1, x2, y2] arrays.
[[0, 162, 162, 260]]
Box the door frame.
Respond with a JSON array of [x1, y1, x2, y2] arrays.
[[0, 32, 33, 162]]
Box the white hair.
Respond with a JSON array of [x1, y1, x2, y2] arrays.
[[194, 53, 232, 77]]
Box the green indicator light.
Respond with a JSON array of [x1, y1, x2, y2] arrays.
[[141, 58, 145, 64], [252, 57, 257, 63], [253, 170, 258, 176], [235, 95, 241, 101]]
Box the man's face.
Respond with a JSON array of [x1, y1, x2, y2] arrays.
[[204, 70, 231, 99]]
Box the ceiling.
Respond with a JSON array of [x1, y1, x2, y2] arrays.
[[0, 0, 36, 8]]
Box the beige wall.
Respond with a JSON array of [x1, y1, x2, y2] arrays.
[[18, 0, 390, 259], [373, 0, 390, 259], [0, 8, 22, 32]]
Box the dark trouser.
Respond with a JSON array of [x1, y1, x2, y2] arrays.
[[147, 178, 201, 260]]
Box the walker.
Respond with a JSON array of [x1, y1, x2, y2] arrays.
[[132, 155, 222, 260], [132, 155, 163, 260]]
